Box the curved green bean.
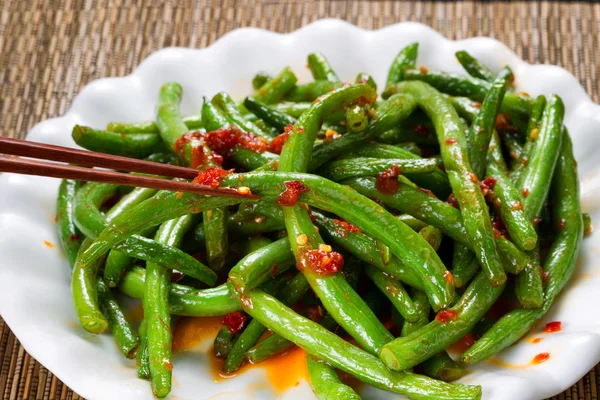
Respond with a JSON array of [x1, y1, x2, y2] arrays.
[[307, 52, 340, 82], [307, 355, 361, 400], [385, 42, 418, 95], [345, 105, 368, 132], [56, 179, 83, 267], [319, 156, 438, 182], [455, 51, 494, 82], [398, 80, 506, 287], [243, 97, 295, 131], [72, 125, 167, 158], [119, 267, 240, 316], [97, 279, 139, 359]]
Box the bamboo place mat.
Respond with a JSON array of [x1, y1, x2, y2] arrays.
[[1, 1, 599, 399]]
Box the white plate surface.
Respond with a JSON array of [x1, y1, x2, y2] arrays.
[[1, 19, 599, 400]]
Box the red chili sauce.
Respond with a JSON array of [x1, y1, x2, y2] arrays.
[[222, 311, 246, 334], [333, 219, 361, 235], [276, 180, 309, 206], [303, 249, 344, 275], [376, 165, 402, 194], [192, 167, 232, 188]]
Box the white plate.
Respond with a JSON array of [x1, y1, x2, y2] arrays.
[[1, 19, 599, 400]]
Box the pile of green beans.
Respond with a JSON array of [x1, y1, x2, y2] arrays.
[[58, 47, 585, 400]]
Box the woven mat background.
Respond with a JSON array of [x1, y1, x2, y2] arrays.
[[0, 1, 598, 399]]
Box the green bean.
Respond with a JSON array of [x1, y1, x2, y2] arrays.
[[385, 42, 418, 95], [119, 267, 240, 316], [419, 225, 443, 251], [311, 210, 423, 289], [462, 133, 583, 364], [398, 69, 532, 119], [455, 51, 495, 82], [451, 245, 479, 289], [156, 83, 193, 154], [72, 238, 107, 333], [307, 355, 361, 400], [345, 105, 368, 132], [254, 67, 298, 104], [319, 156, 438, 182], [72, 125, 167, 158], [495, 236, 528, 275], [421, 352, 464, 382], [486, 158, 537, 251], [56, 179, 83, 267], [137, 320, 150, 379], [514, 262, 544, 309], [203, 207, 229, 272], [366, 266, 419, 322], [307, 52, 340, 82], [341, 143, 451, 196], [517, 95, 565, 221], [97, 279, 139, 359], [284, 80, 340, 102], [157, 84, 220, 170], [502, 133, 523, 162], [228, 237, 295, 291], [309, 93, 418, 171], [448, 96, 481, 122], [70, 182, 117, 334], [355, 72, 377, 91], [214, 325, 238, 359], [488, 129, 509, 173], [212, 91, 273, 139], [467, 67, 512, 179], [243, 97, 295, 131], [234, 288, 482, 400], [252, 72, 272, 90], [145, 214, 193, 398], [379, 271, 504, 371], [107, 115, 203, 134], [510, 95, 546, 180], [74, 183, 219, 285], [401, 290, 430, 337], [398, 80, 506, 287]]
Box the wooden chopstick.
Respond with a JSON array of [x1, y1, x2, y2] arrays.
[[0, 137, 199, 179], [0, 156, 258, 199]]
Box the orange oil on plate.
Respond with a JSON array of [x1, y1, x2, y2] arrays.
[[43, 240, 54, 248], [172, 317, 309, 394]]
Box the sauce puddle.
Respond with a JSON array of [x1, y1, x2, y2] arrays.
[[172, 316, 309, 394]]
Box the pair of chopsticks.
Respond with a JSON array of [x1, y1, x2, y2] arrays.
[[0, 137, 259, 199]]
